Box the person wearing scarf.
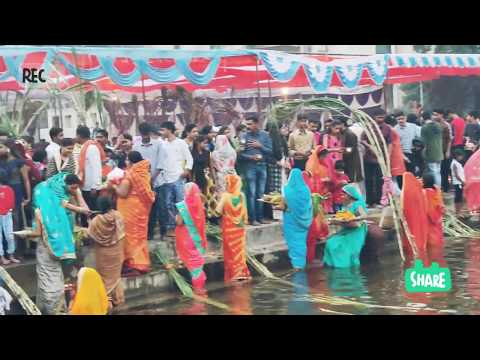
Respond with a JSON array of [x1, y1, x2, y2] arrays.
[[112, 151, 155, 276], [306, 145, 334, 213], [212, 134, 237, 197], [216, 174, 251, 283], [175, 182, 208, 292], [422, 173, 445, 248], [87, 196, 126, 307], [29, 172, 91, 314], [302, 171, 329, 264], [69, 267, 109, 315], [280, 168, 313, 270], [323, 184, 368, 268]]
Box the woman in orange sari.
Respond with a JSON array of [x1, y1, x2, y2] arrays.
[[112, 151, 155, 276], [216, 174, 251, 283], [422, 173, 445, 248], [306, 145, 334, 213], [390, 127, 406, 191]]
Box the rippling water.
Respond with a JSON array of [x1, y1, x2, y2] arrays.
[[122, 237, 480, 315]]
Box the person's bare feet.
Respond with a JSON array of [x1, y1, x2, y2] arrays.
[[166, 230, 176, 238], [8, 255, 20, 264], [259, 219, 272, 225], [0, 256, 10, 265]]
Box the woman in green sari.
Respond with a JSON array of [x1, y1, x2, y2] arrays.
[[323, 184, 368, 268], [28, 172, 91, 314]]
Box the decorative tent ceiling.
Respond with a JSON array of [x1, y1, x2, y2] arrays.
[[1, 46, 480, 94]]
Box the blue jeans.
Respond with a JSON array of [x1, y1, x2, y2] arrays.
[[163, 178, 186, 231], [0, 212, 15, 257], [426, 162, 441, 188], [148, 186, 166, 239], [245, 163, 267, 222]]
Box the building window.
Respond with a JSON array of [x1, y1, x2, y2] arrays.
[[52, 115, 60, 128], [64, 115, 72, 128], [376, 45, 391, 54]]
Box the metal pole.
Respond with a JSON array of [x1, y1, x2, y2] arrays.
[[267, 78, 273, 110], [255, 56, 262, 120], [419, 81, 424, 107]]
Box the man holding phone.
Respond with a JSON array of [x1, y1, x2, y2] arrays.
[[239, 116, 273, 226]]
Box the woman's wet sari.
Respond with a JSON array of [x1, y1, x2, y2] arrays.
[[33, 172, 76, 260], [217, 175, 251, 283], [282, 168, 313, 270], [117, 160, 155, 273], [88, 209, 125, 306], [423, 186, 445, 247], [302, 171, 329, 263], [175, 183, 208, 290], [70, 267, 109, 315], [323, 184, 368, 268]]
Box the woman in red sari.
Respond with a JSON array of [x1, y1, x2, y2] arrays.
[[175, 182, 208, 292], [390, 128, 406, 191], [112, 151, 155, 276], [422, 173, 445, 248], [306, 145, 334, 213], [302, 171, 329, 263], [216, 174, 251, 283]]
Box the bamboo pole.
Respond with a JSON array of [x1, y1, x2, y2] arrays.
[[0, 267, 41, 315]]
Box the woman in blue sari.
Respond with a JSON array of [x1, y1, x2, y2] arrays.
[[281, 168, 313, 270], [323, 184, 368, 268], [28, 172, 90, 314]]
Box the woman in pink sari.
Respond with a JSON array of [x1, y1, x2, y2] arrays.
[[464, 149, 480, 214]]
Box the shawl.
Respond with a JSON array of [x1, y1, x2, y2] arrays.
[[88, 210, 125, 247]]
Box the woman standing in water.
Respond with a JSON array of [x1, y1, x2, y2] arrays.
[[28, 173, 91, 314], [175, 182, 208, 292], [278, 168, 313, 270], [87, 196, 126, 308], [323, 184, 368, 268], [112, 151, 155, 276], [216, 174, 251, 283]]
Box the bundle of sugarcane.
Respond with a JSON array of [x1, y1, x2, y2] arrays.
[[443, 210, 480, 238], [153, 248, 233, 312], [0, 267, 41, 315]]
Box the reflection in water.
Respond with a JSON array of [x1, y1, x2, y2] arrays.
[[466, 239, 480, 302], [287, 271, 313, 315], [226, 282, 252, 315], [325, 267, 368, 298], [122, 237, 480, 315]]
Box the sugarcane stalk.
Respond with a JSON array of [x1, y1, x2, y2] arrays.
[[0, 266, 41, 315]]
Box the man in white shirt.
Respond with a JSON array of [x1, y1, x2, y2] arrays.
[[159, 121, 193, 238], [133, 122, 166, 240], [45, 127, 64, 163], [76, 126, 102, 226]]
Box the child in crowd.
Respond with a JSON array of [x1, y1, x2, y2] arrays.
[[332, 160, 350, 212], [0, 169, 20, 265], [451, 149, 466, 214]]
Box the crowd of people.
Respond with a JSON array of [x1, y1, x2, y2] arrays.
[[0, 105, 478, 314]]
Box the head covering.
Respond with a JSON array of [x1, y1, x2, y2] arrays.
[[70, 267, 109, 315], [306, 145, 331, 179], [283, 168, 313, 229], [342, 183, 367, 212], [212, 135, 236, 171], [127, 159, 155, 207], [87, 210, 125, 247], [184, 182, 207, 249], [223, 174, 247, 225]]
